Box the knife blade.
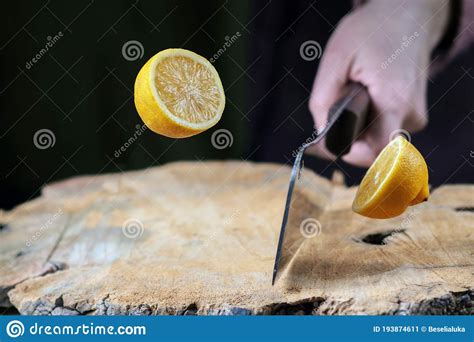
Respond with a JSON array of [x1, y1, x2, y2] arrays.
[[272, 82, 370, 285]]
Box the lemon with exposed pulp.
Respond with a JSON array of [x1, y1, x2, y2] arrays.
[[134, 48, 225, 138], [352, 136, 429, 219]]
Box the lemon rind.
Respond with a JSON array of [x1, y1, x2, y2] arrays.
[[353, 136, 405, 213]]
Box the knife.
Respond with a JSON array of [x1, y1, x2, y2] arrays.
[[272, 81, 371, 285]]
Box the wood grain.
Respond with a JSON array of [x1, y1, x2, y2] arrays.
[[0, 162, 472, 315]]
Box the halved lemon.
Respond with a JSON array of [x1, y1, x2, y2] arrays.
[[352, 136, 429, 219], [134, 48, 225, 138]]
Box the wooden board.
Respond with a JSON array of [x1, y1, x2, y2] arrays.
[[0, 161, 472, 315]]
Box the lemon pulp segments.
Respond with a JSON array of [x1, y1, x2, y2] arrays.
[[134, 48, 225, 138], [154, 56, 222, 124]]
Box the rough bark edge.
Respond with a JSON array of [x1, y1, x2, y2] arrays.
[[5, 289, 473, 316]]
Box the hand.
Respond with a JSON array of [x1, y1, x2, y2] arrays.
[[307, 0, 450, 167]]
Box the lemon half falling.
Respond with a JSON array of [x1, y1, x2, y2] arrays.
[[134, 48, 225, 138], [352, 136, 429, 219]]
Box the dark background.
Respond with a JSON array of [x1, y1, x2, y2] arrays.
[[1, 0, 473, 210]]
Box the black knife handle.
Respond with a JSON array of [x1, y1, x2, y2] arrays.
[[325, 82, 370, 156]]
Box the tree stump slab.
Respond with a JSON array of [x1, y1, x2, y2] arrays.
[[0, 162, 472, 315]]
